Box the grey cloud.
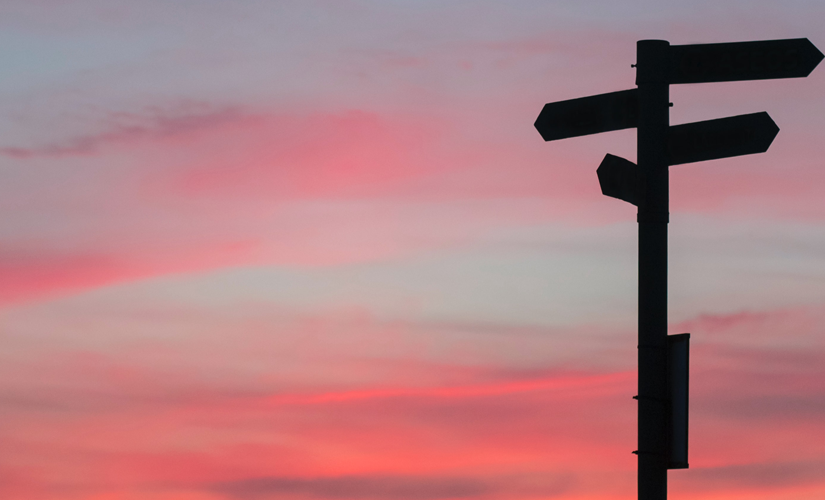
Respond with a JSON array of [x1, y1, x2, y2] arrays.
[[212, 473, 573, 500], [212, 475, 492, 500], [0, 103, 255, 159], [678, 459, 825, 492]]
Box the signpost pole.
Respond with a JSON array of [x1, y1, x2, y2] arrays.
[[635, 39, 670, 500]]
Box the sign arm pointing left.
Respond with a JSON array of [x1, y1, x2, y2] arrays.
[[534, 88, 639, 141]]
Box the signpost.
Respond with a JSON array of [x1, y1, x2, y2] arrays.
[[534, 38, 822, 500]]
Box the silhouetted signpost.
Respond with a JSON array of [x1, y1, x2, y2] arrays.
[[534, 38, 822, 500]]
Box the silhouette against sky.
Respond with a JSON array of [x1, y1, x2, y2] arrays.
[[1, 2, 825, 500], [535, 37, 821, 500]]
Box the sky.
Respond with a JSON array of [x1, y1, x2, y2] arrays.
[[1, 1, 825, 499]]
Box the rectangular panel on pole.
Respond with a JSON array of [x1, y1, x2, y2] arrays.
[[667, 333, 690, 470]]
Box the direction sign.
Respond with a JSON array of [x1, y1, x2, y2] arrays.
[[669, 112, 779, 165], [669, 38, 824, 84], [597, 154, 639, 206], [534, 89, 638, 141]]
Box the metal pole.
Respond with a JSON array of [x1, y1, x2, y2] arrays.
[[635, 39, 670, 500]]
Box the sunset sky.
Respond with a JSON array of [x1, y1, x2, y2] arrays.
[[1, 1, 825, 499]]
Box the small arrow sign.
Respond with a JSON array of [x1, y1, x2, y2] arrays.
[[534, 89, 638, 141], [597, 154, 639, 206], [669, 112, 779, 166], [669, 38, 824, 84]]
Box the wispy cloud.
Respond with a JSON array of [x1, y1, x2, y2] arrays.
[[0, 238, 260, 305], [212, 474, 494, 500], [0, 102, 259, 159], [211, 471, 574, 500], [676, 459, 825, 493]]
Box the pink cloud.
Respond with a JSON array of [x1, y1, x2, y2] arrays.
[[0, 249, 143, 303], [161, 109, 445, 200], [2, 304, 825, 499], [670, 158, 825, 220], [259, 370, 630, 406], [0, 238, 260, 306], [0, 102, 607, 306], [4, 91, 821, 312], [0, 316, 636, 496]]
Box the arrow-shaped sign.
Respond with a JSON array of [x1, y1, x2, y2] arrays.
[[534, 89, 638, 141], [668, 112, 779, 165], [598, 112, 779, 205], [669, 38, 824, 84], [597, 154, 639, 206]]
